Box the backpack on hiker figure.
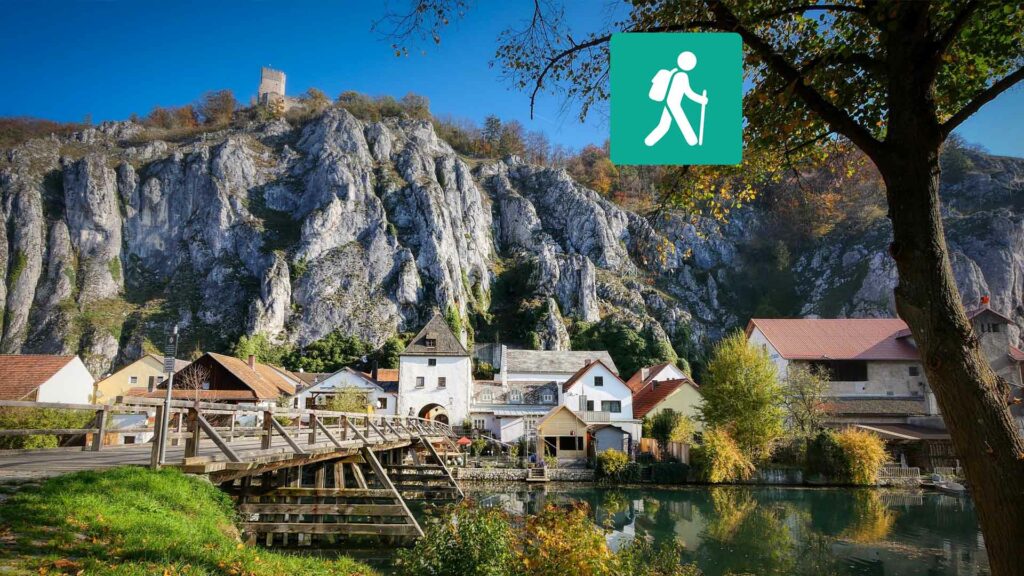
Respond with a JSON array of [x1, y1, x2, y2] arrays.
[[648, 68, 678, 101]]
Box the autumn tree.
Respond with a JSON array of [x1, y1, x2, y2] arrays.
[[379, 2, 1024, 571], [700, 331, 785, 460], [197, 89, 237, 126], [782, 364, 832, 440]]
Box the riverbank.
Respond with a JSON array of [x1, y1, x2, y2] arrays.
[[0, 467, 376, 575]]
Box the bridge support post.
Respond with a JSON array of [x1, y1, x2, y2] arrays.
[[150, 404, 164, 469], [184, 407, 200, 458]]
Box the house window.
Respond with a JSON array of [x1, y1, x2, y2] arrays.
[[425, 338, 437, 347], [377, 397, 388, 410], [586, 400, 595, 411], [558, 436, 584, 451], [416, 376, 425, 388], [594, 376, 604, 387], [473, 418, 485, 429], [129, 376, 138, 385], [980, 323, 1000, 334], [438, 377, 447, 388], [542, 392, 554, 403], [909, 366, 919, 377], [601, 401, 622, 413], [509, 390, 522, 403], [428, 358, 437, 366], [809, 360, 868, 382], [481, 390, 493, 402]]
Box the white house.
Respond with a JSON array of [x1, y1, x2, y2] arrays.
[[561, 359, 641, 443], [625, 361, 688, 392], [0, 355, 94, 404], [396, 313, 473, 426], [291, 367, 397, 414]]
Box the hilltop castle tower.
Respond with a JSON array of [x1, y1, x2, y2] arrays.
[[257, 67, 287, 107]]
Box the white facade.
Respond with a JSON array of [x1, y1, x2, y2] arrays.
[[562, 362, 641, 440], [397, 355, 473, 425], [36, 357, 94, 405], [291, 368, 396, 415], [645, 363, 688, 384]]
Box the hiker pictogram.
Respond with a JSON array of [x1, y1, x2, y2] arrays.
[[644, 51, 708, 147]]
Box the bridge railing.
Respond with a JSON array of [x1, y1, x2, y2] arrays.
[[0, 399, 156, 451], [112, 397, 455, 468]]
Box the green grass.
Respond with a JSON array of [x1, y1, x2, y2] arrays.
[[0, 467, 376, 575]]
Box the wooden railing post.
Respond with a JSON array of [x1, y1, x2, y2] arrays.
[[341, 415, 348, 441], [89, 405, 108, 452], [227, 415, 235, 444], [184, 406, 200, 458], [262, 411, 273, 450], [309, 414, 319, 445]]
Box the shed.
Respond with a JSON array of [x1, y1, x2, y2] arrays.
[[535, 405, 589, 462]]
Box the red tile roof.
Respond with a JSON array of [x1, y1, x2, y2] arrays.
[[1010, 346, 1024, 362], [374, 368, 399, 383], [625, 362, 673, 393], [562, 359, 625, 392], [632, 379, 686, 419], [746, 318, 921, 361], [0, 355, 78, 400]]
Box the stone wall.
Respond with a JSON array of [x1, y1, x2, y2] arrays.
[[454, 467, 594, 482]]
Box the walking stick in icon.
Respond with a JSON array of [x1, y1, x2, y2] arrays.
[[698, 89, 707, 146]]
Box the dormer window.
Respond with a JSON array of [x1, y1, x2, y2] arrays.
[[594, 376, 604, 387], [542, 392, 554, 403], [481, 390, 493, 402], [980, 323, 1000, 334], [424, 333, 438, 347], [509, 390, 522, 403]]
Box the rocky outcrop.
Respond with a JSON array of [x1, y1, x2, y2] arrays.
[[2, 109, 1022, 376]]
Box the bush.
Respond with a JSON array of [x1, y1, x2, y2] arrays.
[[522, 504, 617, 576], [806, 430, 845, 479], [597, 449, 629, 477], [596, 449, 640, 482], [648, 409, 695, 456], [0, 408, 94, 449], [650, 462, 691, 484], [196, 89, 237, 125], [835, 428, 887, 485], [691, 428, 755, 483], [618, 538, 702, 576], [396, 502, 518, 576]]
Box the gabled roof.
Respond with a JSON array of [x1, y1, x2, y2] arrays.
[[305, 367, 382, 393], [504, 349, 618, 375], [194, 353, 295, 399], [0, 355, 82, 400], [291, 371, 331, 388], [402, 312, 468, 356], [562, 359, 626, 392], [374, 368, 399, 382], [746, 318, 920, 361], [966, 305, 1015, 325], [625, 362, 676, 393], [146, 353, 190, 373], [535, 404, 588, 429], [631, 378, 699, 419]]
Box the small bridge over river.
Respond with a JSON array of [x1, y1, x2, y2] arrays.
[[0, 397, 465, 545]]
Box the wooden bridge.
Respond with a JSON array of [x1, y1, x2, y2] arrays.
[[0, 397, 465, 545]]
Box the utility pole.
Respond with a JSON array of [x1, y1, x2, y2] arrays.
[[157, 324, 179, 466]]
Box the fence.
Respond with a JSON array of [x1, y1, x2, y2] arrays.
[[0, 399, 153, 451], [879, 464, 921, 479], [638, 438, 690, 464]]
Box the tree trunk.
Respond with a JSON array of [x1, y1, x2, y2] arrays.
[[880, 144, 1024, 576]]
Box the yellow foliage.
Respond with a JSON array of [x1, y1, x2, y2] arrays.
[[695, 427, 756, 483], [835, 428, 887, 485], [841, 491, 896, 543]]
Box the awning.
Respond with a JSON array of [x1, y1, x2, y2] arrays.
[[456, 436, 472, 446], [854, 424, 951, 441]]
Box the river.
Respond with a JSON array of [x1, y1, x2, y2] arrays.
[[451, 484, 989, 576]]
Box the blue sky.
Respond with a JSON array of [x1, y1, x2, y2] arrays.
[[0, 0, 1020, 156]]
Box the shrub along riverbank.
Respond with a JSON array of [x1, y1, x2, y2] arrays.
[[0, 467, 375, 575]]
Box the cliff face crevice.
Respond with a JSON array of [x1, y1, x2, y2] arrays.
[[2, 110, 1022, 376]]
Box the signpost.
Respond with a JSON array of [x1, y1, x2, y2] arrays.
[[157, 325, 179, 466]]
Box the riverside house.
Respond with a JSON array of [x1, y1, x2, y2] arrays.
[[747, 303, 1024, 470], [0, 355, 94, 405]]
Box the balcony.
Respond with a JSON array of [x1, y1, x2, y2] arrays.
[[576, 410, 611, 423]]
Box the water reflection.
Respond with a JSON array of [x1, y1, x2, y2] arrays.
[[463, 485, 989, 576]]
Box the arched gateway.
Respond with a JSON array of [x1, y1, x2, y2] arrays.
[[418, 403, 450, 424]]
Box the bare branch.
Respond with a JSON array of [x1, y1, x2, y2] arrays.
[[941, 66, 1024, 136], [708, 1, 884, 158], [753, 3, 868, 21]]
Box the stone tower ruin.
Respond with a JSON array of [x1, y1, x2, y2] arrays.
[[258, 67, 287, 106]]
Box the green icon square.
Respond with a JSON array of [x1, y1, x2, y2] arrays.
[[611, 32, 743, 166]]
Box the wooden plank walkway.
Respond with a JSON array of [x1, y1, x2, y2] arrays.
[[0, 397, 455, 483]]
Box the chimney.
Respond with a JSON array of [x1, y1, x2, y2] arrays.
[[981, 295, 990, 306], [247, 354, 256, 369]]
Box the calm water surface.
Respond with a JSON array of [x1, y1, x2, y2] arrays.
[[455, 484, 988, 576]]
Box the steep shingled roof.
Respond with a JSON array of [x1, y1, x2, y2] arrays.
[[504, 349, 618, 375], [402, 313, 468, 356], [625, 362, 673, 393], [0, 355, 79, 400]]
